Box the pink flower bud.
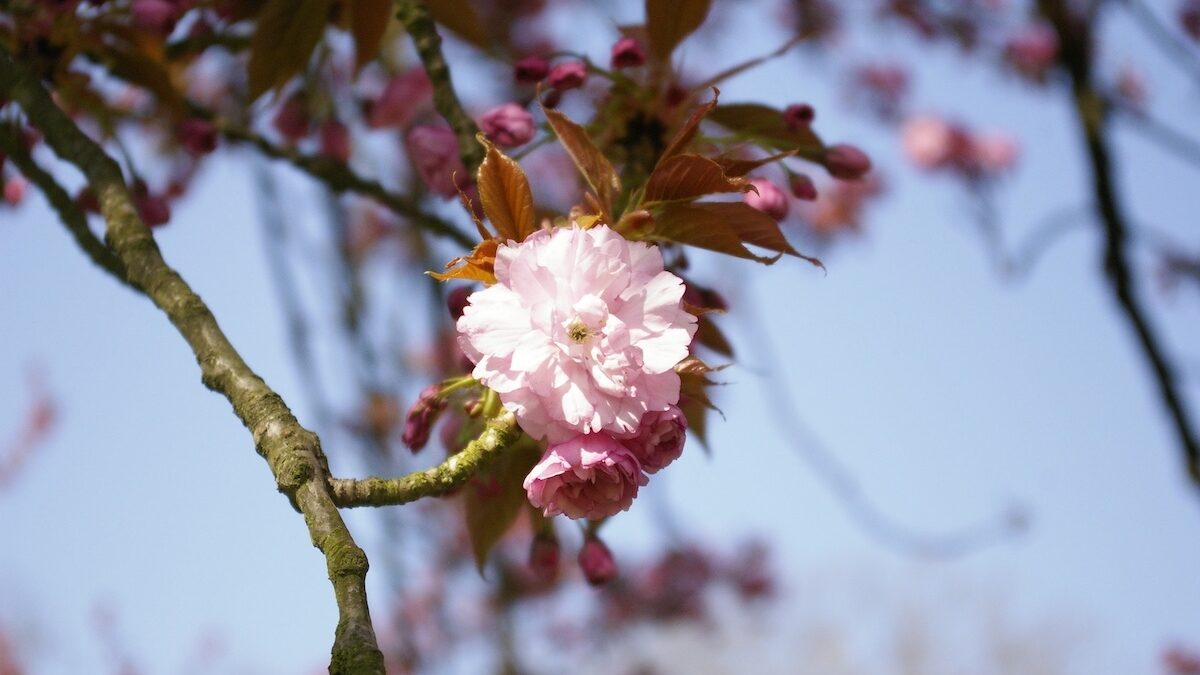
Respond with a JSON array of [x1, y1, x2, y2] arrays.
[[134, 190, 171, 228], [972, 133, 1019, 174], [272, 94, 311, 144], [578, 537, 617, 586], [901, 115, 955, 169], [176, 118, 217, 157], [743, 178, 789, 221], [367, 68, 432, 129], [402, 384, 447, 453], [620, 406, 686, 474], [783, 103, 815, 131], [131, 0, 178, 36], [529, 534, 560, 582], [405, 125, 467, 199], [523, 433, 647, 520], [3, 176, 27, 206], [823, 143, 872, 180], [513, 56, 550, 84], [447, 286, 473, 320], [789, 172, 817, 201], [478, 103, 535, 148], [610, 37, 646, 69], [319, 118, 351, 162], [1004, 24, 1058, 81], [546, 62, 587, 91]]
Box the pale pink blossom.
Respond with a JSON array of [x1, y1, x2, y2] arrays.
[[478, 103, 535, 147], [743, 178, 789, 221], [406, 126, 466, 199], [3, 177, 27, 206], [523, 433, 647, 520], [367, 68, 432, 129], [457, 225, 696, 442], [619, 405, 687, 474], [971, 133, 1019, 173], [901, 115, 955, 169]]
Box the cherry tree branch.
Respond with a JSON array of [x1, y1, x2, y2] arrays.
[[330, 413, 520, 507], [216, 120, 477, 249], [1040, 0, 1200, 486], [394, 0, 485, 173], [1124, 0, 1200, 90], [0, 48, 385, 674]]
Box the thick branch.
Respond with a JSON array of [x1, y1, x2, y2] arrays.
[[0, 125, 132, 288], [331, 413, 520, 507], [217, 121, 476, 249], [0, 49, 385, 674], [1041, 0, 1200, 485], [394, 0, 485, 173]]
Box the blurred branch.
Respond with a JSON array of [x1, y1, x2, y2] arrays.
[[1041, 0, 1200, 486], [0, 48, 385, 674], [0, 372, 56, 493], [1124, 0, 1200, 89], [330, 413, 520, 507], [394, 0, 485, 173], [0, 125, 133, 288], [217, 120, 477, 249], [738, 291, 1027, 559], [1114, 105, 1200, 170], [1002, 203, 1092, 280]]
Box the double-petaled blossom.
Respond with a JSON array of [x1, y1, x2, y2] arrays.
[[547, 62, 587, 91], [456, 224, 697, 443], [478, 104, 535, 148], [523, 433, 647, 520], [618, 405, 687, 474]]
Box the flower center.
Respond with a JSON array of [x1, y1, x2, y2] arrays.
[[566, 319, 592, 343]]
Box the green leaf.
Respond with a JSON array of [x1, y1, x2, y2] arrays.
[[464, 438, 542, 572], [643, 154, 749, 204], [247, 0, 334, 101], [477, 136, 537, 242], [707, 103, 825, 160], [645, 0, 712, 62], [542, 107, 621, 220], [348, 0, 393, 71]]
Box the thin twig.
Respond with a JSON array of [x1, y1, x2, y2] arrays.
[[0, 48, 385, 674], [1115, 105, 1200, 171], [1124, 0, 1200, 90]]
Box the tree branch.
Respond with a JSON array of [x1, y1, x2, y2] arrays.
[[216, 120, 477, 249], [394, 0, 485, 173], [331, 413, 520, 508], [0, 48, 385, 674], [1040, 0, 1200, 486]]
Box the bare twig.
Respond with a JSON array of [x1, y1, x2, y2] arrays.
[[0, 48, 385, 674], [1124, 0, 1200, 90]]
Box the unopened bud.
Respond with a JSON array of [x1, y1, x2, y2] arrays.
[[610, 37, 646, 69], [823, 143, 872, 180], [788, 172, 817, 201], [578, 536, 617, 586], [783, 103, 815, 131], [402, 384, 447, 453], [743, 178, 789, 221], [546, 62, 587, 91], [513, 56, 550, 84]]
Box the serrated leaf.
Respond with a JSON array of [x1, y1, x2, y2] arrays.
[[643, 154, 749, 204], [426, 0, 490, 49], [464, 439, 542, 571], [348, 0, 393, 71], [477, 136, 536, 242], [647, 202, 777, 264], [713, 150, 797, 177], [247, 0, 334, 101], [707, 103, 825, 160], [645, 0, 712, 62], [658, 92, 718, 165], [429, 238, 499, 283], [662, 202, 824, 269], [542, 107, 620, 221]]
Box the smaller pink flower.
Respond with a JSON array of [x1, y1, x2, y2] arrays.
[[478, 103, 535, 147], [133, 183, 171, 228], [319, 118, 351, 162], [972, 133, 1019, 174], [131, 0, 178, 35], [528, 535, 560, 582], [547, 62, 587, 91], [783, 103, 814, 131], [177, 118, 217, 157], [513, 55, 550, 83], [610, 37, 646, 69], [578, 537, 618, 585], [1004, 24, 1058, 81], [823, 143, 872, 180], [367, 68, 432, 129], [901, 115, 955, 169], [272, 94, 311, 143], [406, 125, 467, 199], [744, 178, 789, 221], [620, 405, 686, 474], [402, 384, 446, 453], [3, 176, 27, 206], [524, 434, 648, 520]]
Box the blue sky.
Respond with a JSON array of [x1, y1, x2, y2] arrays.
[[2, 1, 1199, 673]]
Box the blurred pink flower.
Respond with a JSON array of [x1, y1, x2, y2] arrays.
[[177, 118, 217, 157], [524, 433, 647, 520], [971, 133, 1019, 173], [1004, 24, 1058, 81], [457, 225, 696, 442], [271, 94, 311, 143], [901, 115, 956, 169], [478, 103, 535, 147], [319, 118, 351, 162], [743, 178, 790, 220], [823, 143, 872, 180], [578, 536, 619, 585], [367, 68, 433, 129], [619, 405, 686, 474], [547, 62, 587, 91], [406, 126, 466, 199], [3, 176, 27, 206], [513, 55, 550, 83], [610, 37, 646, 69]]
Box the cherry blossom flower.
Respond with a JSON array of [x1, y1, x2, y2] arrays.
[[478, 103, 535, 147], [457, 225, 697, 442], [744, 178, 790, 220], [523, 433, 647, 520], [406, 126, 466, 199], [619, 405, 687, 473]]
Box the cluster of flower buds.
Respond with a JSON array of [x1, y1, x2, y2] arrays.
[[901, 114, 1019, 179]]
